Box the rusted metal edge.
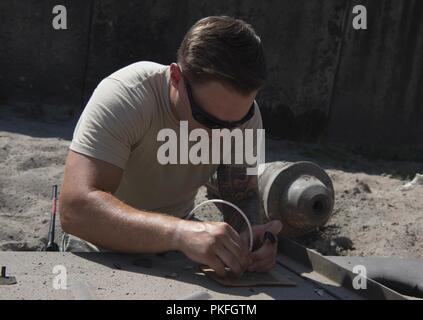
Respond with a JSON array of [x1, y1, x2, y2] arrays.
[[276, 237, 407, 300]]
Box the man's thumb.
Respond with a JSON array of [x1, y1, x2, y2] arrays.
[[265, 220, 283, 235], [254, 220, 283, 238]]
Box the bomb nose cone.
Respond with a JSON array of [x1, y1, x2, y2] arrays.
[[285, 176, 333, 228], [259, 161, 334, 237]]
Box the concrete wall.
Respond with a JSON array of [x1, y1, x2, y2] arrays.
[[0, 0, 422, 159], [327, 0, 423, 159], [0, 0, 91, 111]]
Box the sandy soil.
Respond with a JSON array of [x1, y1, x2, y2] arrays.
[[264, 140, 423, 258], [1, 105, 422, 258]]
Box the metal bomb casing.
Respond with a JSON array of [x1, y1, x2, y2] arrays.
[[258, 161, 334, 237]]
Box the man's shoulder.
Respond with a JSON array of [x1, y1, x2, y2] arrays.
[[106, 61, 168, 88]]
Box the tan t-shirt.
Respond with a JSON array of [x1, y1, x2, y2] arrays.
[[70, 61, 262, 218]]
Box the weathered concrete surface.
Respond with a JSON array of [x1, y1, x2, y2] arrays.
[[327, 0, 423, 160], [83, 0, 190, 101], [0, 252, 338, 300], [84, 0, 347, 141], [0, 0, 422, 158], [254, 0, 347, 141], [0, 0, 92, 113]]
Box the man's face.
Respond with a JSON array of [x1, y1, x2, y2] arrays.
[[170, 64, 258, 132]]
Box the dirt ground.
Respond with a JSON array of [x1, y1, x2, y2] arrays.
[[1, 105, 422, 258]]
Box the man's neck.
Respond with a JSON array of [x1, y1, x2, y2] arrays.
[[168, 79, 182, 122]]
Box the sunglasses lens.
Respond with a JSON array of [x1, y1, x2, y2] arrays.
[[198, 117, 220, 129], [193, 111, 248, 129], [186, 78, 255, 129]]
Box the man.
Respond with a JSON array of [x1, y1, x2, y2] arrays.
[[60, 16, 282, 277]]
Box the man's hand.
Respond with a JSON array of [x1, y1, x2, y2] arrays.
[[176, 220, 251, 277], [242, 220, 283, 273]]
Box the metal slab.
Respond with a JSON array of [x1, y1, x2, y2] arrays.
[[327, 256, 423, 299], [277, 237, 408, 300]]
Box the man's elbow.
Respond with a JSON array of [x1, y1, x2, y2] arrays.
[[59, 192, 86, 235]]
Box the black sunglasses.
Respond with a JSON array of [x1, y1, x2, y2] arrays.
[[184, 78, 255, 129]]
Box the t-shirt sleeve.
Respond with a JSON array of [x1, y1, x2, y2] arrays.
[[70, 78, 148, 169]]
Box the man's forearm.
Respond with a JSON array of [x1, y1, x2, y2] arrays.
[[216, 165, 263, 231], [60, 190, 188, 253]]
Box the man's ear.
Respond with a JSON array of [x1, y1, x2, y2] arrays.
[[169, 63, 182, 87]]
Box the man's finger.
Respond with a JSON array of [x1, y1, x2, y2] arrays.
[[240, 227, 251, 246], [271, 220, 283, 234], [260, 220, 282, 238], [223, 223, 244, 248], [223, 235, 250, 270], [208, 255, 227, 278], [250, 220, 283, 246], [264, 231, 276, 244], [251, 241, 276, 262], [215, 244, 243, 276]]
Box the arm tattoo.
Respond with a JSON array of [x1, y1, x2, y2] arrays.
[[211, 165, 263, 232]]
